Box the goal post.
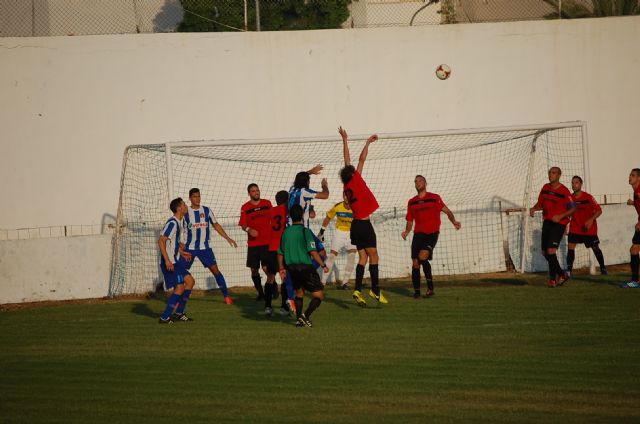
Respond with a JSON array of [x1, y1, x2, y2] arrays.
[[109, 122, 590, 297]]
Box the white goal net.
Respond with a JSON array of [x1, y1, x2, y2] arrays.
[[110, 122, 589, 296]]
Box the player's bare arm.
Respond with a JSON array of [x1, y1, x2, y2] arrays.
[[584, 209, 602, 231], [310, 251, 329, 273], [277, 253, 286, 279], [314, 178, 330, 200], [401, 220, 413, 240], [158, 235, 174, 271], [318, 215, 332, 241], [213, 223, 237, 248], [307, 164, 324, 175], [529, 202, 542, 217], [357, 134, 378, 174], [443, 206, 462, 230], [339, 126, 351, 166]]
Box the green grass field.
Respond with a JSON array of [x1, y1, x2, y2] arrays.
[[1, 272, 639, 423]]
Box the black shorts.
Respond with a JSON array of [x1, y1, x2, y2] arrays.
[[266, 250, 279, 275], [541, 220, 565, 251], [411, 232, 439, 259], [633, 230, 640, 245], [286, 264, 324, 293], [350, 219, 377, 250], [567, 233, 600, 248], [246, 245, 270, 270]]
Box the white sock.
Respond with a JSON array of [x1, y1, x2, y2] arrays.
[[343, 252, 355, 284], [322, 254, 337, 284]]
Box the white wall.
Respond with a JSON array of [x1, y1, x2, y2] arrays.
[[0, 234, 111, 303], [0, 17, 639, 230]]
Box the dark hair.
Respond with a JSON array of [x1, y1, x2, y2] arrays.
[[293, 172, 310, 189], [632, 168, 640, 176], [275, 190, 289, 206], [549, 166, 562, 174], [340, 165, 356, 184], [247, 183, 258, 193], [188, 188, 200, 197], [289, 204, 304, 222], [415, 174, 425, 181], [169, 197, 183, 213], [572, 175, 583, 184]]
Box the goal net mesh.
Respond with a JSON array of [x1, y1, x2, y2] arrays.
[[110, 123, 587, 296]]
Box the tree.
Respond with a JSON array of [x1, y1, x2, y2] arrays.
[[178, 0, 352, 33], [542, 0, 640, 19]]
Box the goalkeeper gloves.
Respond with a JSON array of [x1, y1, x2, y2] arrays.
[[318, 227, 325, 242]]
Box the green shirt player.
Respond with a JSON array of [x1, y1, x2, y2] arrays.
[[278, 204, 329, 328]]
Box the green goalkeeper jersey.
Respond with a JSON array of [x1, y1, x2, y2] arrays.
[[277, 224, 317, 266]]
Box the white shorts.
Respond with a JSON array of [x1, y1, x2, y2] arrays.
[[329, 230, 356, 253]]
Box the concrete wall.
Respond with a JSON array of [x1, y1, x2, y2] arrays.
[[0, 234, 111, 303], [1, 18, 639, 231]]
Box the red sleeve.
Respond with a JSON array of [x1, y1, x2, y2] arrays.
[[437, 194, 446, 211], [239, 205, 247, 226], [591, 195, 602, 214], [406, 199, 413, 222]]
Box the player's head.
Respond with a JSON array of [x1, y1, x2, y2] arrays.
[[247, 183, 260, 201], [169, 197, 185, 214], [571, 176, 583, 192], [293, 171, 310, 189], [340, 165, 356, 184], [289, 204, 304, 223], [548, 167, 562, 184], [414, 175, 427, 193], [342, 191, 351, 207], [275, 190, 289, 206], [630, 168, 640, 185], [188, 188, 201, 207]]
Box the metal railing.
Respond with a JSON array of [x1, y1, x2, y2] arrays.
[[1, 0, 637, 37]]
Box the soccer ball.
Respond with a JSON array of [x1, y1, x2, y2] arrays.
[[435, 64, 451, 80]]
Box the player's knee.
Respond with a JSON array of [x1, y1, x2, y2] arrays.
[[631, 245, 640, 255], [184, 275, 195, 289], [209, 265, 220, 275], [418, 252, 429, 262], [546, 248, 557, 255], [412, 259, 420, 269], [314, 291, 325, 301], [174, 285, 185, 295], [251, 268, 260, 277]]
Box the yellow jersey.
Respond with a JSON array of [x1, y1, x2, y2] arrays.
[[326, 202, 354, 232]]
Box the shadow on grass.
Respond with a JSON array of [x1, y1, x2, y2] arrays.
[[131, 302, 158, 318], [232, 291, 297, 326], [478, 278, 528, 286]]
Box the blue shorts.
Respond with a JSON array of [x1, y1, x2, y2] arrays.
[[161, 257, 191, 289], [185, 248, 217, 269]]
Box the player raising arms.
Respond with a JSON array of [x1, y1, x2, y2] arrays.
[[566, 176, 607, 276], [183, 188, 237, 305], [158, 197, 195, 324], [288, 165, 329, 227], [529, 167, 576, 288], [239, 183, 275, 308], [621, 168, 640, 288], [318, 192, 356, 290], [338, 126, 387, 306], [402, 175, 461, 299]]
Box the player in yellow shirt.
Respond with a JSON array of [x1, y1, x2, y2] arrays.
[[318, 193, 356, 290]]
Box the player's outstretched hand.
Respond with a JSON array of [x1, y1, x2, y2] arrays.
[[338, 126, 348, 141], [248, 228, 258, 238], [166, 262, 174, 272], [279, 269, 287, 280], [367, 134, 378, 144], [453, 221, 462, 230], [308, 164, 324, 175], [529, 208, 535, 217], [181, 251, 192, 261], [228, 238, 238, 248], [628, 199, 635, 206], [401, 231, 409, 240]]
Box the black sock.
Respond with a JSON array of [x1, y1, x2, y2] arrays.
[[294, 297, 303, 319], [544, 254, 555, 280], [547, 254, 562, 280], [411, 268, 420, 293], [592, 246, 606, 270], [422, 260, 433, 291], [631, 254, 640, 281], [304, 297, 322, 318], [280, 283, 287, 308], [566, 249, 575, 272], [369, 264, 379, 295], [264, 283, 273, 308], [355, 264, 365, 291], [252, 274, 264, 297]]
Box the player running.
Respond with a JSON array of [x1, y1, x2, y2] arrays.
[[620, 168, 640, 288], [566, 176, 607, 276], [402, 175, 461, 298], [529, 167, 576, 288], [338, 126, 387, 306], [277, 204, 329, 327], [158, 197, 195, 324], [318, 193, 356, 290], [183, 188, 237, 305], [239, 183, 275, 308]]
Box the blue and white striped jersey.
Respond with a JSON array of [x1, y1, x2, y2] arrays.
[[184, 205, 218, 250], [288, 187, 317, 228], [160, 216, 184, 264]]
